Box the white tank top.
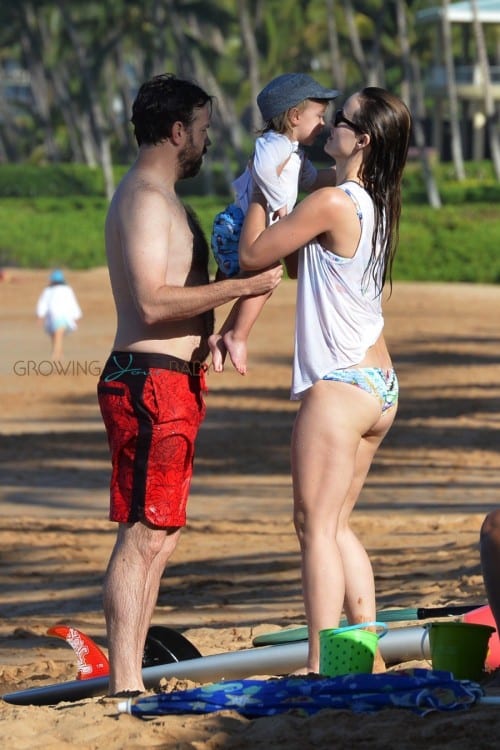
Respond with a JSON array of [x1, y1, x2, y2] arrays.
[[291, 182, 385, 400]]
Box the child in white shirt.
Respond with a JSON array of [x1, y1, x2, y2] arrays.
[[210, 73, 339, 374]]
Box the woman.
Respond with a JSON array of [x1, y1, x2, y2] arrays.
[[240, 87, 411, 673]]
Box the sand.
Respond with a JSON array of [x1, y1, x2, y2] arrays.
[[1, 268, 500, 748]]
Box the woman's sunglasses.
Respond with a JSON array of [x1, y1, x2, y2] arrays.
[[334, 109, 359, 131]]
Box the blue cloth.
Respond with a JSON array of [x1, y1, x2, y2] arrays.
[[211, 204, 245, 278], [123, 669, 484, 719]]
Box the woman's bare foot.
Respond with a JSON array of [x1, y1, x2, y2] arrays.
[[288, 667, 318, 677], [372, 648, 386, 673], [289, 666, 314, 676], [208, 333, 227, 373]]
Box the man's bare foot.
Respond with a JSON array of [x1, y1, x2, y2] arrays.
[[223, 330, 248, 375], [111, 689, 144, 698], [208, 333, 227, 373]]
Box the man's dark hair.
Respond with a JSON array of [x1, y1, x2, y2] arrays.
[[131, 73, 212, 146]]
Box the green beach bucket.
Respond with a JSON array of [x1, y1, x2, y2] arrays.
[[319, 622, 387, 677], [428, 621, 496, 681]]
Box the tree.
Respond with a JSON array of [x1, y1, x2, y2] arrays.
[[18, 3, 60, 161], [396, 0, 441, 208], [56, 2, 115, 199], [0, 0, 498, 199], [237, 0, 262, 133], [470, 0, 500, 180], [441, 0, 466, 180], [325, 0, 346, 91]]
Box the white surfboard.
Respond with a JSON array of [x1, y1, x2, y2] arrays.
[[2, 625, 431, 706]]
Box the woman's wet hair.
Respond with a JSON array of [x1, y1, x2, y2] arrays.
[[351, 87, 412, 293]]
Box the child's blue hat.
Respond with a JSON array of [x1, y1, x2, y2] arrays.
[[50, 269, 66, 284], [257, 73, 339, 122]]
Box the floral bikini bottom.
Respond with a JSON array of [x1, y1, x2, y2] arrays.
[[322, 367, 399, 412]]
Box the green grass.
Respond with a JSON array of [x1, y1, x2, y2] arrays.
[[0, 196, 108, 269], [396, 203, 500, 283], [0, 163, 498, 283], [0, 163, 122, 197]]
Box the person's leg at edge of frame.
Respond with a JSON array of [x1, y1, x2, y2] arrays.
[[480, 508, 500, 633], [291, 380, 393, 673], [102, 520, 181, 694]]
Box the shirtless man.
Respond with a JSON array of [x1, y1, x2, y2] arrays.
[[97, 74, 283, 695]]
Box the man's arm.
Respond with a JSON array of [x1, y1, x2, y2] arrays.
[[138, 271, 283, 325], [240, 186, 342, 271]]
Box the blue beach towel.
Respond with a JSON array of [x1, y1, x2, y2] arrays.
[[120, 669, 484, 719]]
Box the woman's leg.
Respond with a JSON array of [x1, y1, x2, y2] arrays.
[[292, 379, 395, 672], [336, 408, 396, 670]]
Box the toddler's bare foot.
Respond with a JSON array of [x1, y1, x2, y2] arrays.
[[223, 330, 248, 375], [208, 333, 227, 373]]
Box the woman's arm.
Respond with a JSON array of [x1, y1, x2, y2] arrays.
[[239, 187, 341, 271]]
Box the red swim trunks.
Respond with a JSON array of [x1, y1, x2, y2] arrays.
[[97, 351, 207, 527]]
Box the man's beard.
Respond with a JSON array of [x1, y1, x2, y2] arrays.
[[179, 134, 205, 179]]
